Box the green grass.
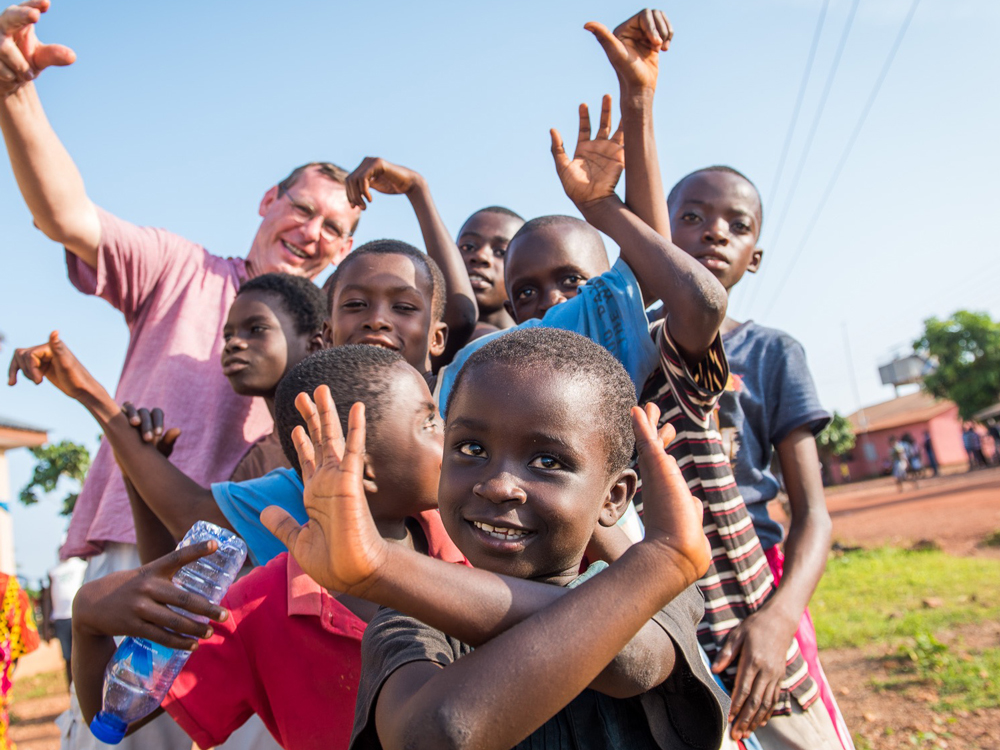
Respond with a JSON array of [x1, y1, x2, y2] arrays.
[[811, 546, 1000, 649]]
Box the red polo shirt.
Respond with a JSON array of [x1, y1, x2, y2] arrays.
[[162, 510, 465, 750]]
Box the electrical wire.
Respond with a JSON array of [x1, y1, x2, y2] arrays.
[[760, 0, 924, 320]]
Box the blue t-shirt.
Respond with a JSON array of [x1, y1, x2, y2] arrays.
[[212, 468, 305, 566], [717, 321, 830, 550], [435, 258, 659, 417]]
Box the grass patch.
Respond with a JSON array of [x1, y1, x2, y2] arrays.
[[982, 529, 1000, 548], [13, 669, 66, 701], [811, 546, 1000, 649], [872, 633, 1000, 712]]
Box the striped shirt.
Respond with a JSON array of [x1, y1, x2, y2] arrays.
[[632, 320, 818, 715]]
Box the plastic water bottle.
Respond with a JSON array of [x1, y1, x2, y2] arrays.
[[89, 521, 247, 744]]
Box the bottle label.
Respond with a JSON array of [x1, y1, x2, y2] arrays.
[[117, 638, 177, 679]]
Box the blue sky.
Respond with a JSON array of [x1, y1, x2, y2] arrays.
[[3, 0, 998, 582]]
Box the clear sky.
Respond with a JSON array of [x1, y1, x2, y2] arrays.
[[3, 0, 998, 583]]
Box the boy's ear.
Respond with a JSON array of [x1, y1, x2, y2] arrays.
[[321, 320, 335, 348], [598, 468, 637, 527], [428, 321, 448, 358], [307, 332, 325, 354], [503, 300, 517, 323], [362, 457, 378, 496], [746, 246, 764, 275], [259, 185, 280, 217]]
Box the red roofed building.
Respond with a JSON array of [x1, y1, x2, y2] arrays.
[[834, 391, 968, 480]]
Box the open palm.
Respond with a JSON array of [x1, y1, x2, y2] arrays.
[[551, 95, 625, 208]]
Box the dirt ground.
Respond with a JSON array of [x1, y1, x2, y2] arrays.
[[8, 467, 1000, 750]]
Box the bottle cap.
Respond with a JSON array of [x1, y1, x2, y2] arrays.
[[90, 712, 128, 744]]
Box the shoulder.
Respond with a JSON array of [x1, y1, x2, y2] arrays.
[[220, 553, 289, 615]]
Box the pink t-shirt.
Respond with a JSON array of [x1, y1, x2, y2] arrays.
[[61, 208, 272, 558]]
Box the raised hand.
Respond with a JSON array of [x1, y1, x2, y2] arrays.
[[585, 9, 673, 93], [550, 95, 625, 209], [345, 157, 421, 211], [8, 330, 100, 401], [0, 0, 75, 96], [261, 385, 389, 594], [121, 402, 171, 444], [72, 540, 228, 650], [632, 403, 711, 584]]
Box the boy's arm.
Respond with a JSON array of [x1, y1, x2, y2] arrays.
[[0, 4, 99, 265], [264, 391, 710, 731], [345, 157, 478, 364], [71, 541, 228, 731], [8, 332, 231, 539], [588, 10, 673, 239], [713, 427, 831, 738]]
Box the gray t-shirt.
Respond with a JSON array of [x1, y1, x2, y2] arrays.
[[718, 321, 830, 550], [349, 582, 728, 750]]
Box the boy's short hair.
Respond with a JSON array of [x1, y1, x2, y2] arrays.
[[667, 165, 763, 229], [508, 214, 596, 245], [448, 328, 636, 475], [274, 346, 407, 475], [238, 273, 326, 336], [324, 239, 447, 324], [470, 205, 525, 222]]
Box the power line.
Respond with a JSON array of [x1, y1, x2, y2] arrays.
[[760, 0, 924, 321], [744, 0, 858, 317]]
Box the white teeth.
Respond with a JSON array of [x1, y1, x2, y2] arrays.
[[472, 520, 530, 540], [282, 240, 308, 259]]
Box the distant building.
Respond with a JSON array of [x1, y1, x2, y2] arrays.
[[832, 391, 967, 480], [0, 417, 48, 575]]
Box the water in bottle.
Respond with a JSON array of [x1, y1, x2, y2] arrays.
[[89, 521, 247, 744]]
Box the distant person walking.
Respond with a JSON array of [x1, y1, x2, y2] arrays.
[[922, 431, 939, 477], [963, 425, 986, 469], [41, 556, 86, 690]]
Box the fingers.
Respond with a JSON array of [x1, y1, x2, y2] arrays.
[[156, 539, 219, 577], [122, 401, 140, 427], [583, 20, 626, 63], [31, 41, 75, 70], [339, 402, 367, 478], [295, 391, 323, 459], [596, 94, 613, 140], [712, 629, 741, 674], [138, 407, 153, 441], [637, 8, 663, 49], [730, 670, 776, 739], [314, 384, 346, 463], [345, 157, 379, 210], [0, 4, 42, 37], [151, 407, 164, 438], [576, 102, 592, 146], [654, 10, 674, 51], [261, 505, 304, 550], [611, 122, 625, 147], [7, 344, 50, 385], [550, 128, 570, 172], [291, 425, 317, 481], [157, 427, 181, 459], [0, 33, 33, 83]]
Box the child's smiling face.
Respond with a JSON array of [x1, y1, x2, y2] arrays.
[[440, 363, 630, 584], [669, 170, 763, 292], [326, 253, 446, 373], [458, 211, 524, 317], [221, 290, 318, 397]]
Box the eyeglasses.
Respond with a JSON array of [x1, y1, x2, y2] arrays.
[[282, 192, 349, 242]]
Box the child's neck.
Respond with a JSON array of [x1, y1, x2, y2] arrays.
[[481, 307, 515, 330], [720, 315, 744, 336]]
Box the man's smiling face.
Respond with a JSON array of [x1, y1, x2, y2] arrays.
[[248, 166, 360, 279]]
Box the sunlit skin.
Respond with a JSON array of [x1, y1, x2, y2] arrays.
[[457, 211, 525, 327], [440, 364, 632, 585], [325, 253, 447, 373], [221, 291, 321, 399], [503, 223, 610, 323], [246, 167, 361, 280], [668, 170, 763, 294]]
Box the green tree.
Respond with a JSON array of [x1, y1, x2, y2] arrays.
[[817, 411, 856, 457], [914, 310, 1000, 420], [19, 439, 91, 516]]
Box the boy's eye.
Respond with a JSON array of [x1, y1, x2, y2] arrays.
[[680, 212, 700, 223], [223, 331, 233, 341], [458, 442, 486, 457], [731, 221, 750, 233], [393, 303, 418, 313], [562, 275, 585, 288], [459, 243, 476, 254], [341, 300, 366, 309], [529, 455, 563, 470], [514, 288, 535, 301], [250, 325, 267, 334], [493, 246, 507, 258]]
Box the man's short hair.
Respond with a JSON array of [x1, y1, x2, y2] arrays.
[[509, 214, 591, 244], [447, 327, 637, 475], [471, 206, 525, 222], [325, 239, 447, 323], [277, 162, 359, 235], [667, 165, 763, 229], [274, 346, 407, 475], [238, 273, 326, 335]]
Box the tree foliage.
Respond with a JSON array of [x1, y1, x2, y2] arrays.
[[19, 439, 91, 516], [817, 411, 856, 457], [914, 310, 1000, 420]]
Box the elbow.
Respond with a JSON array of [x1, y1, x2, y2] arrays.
[[392, 704, 478, 750], [702, 274, 728, 331]]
